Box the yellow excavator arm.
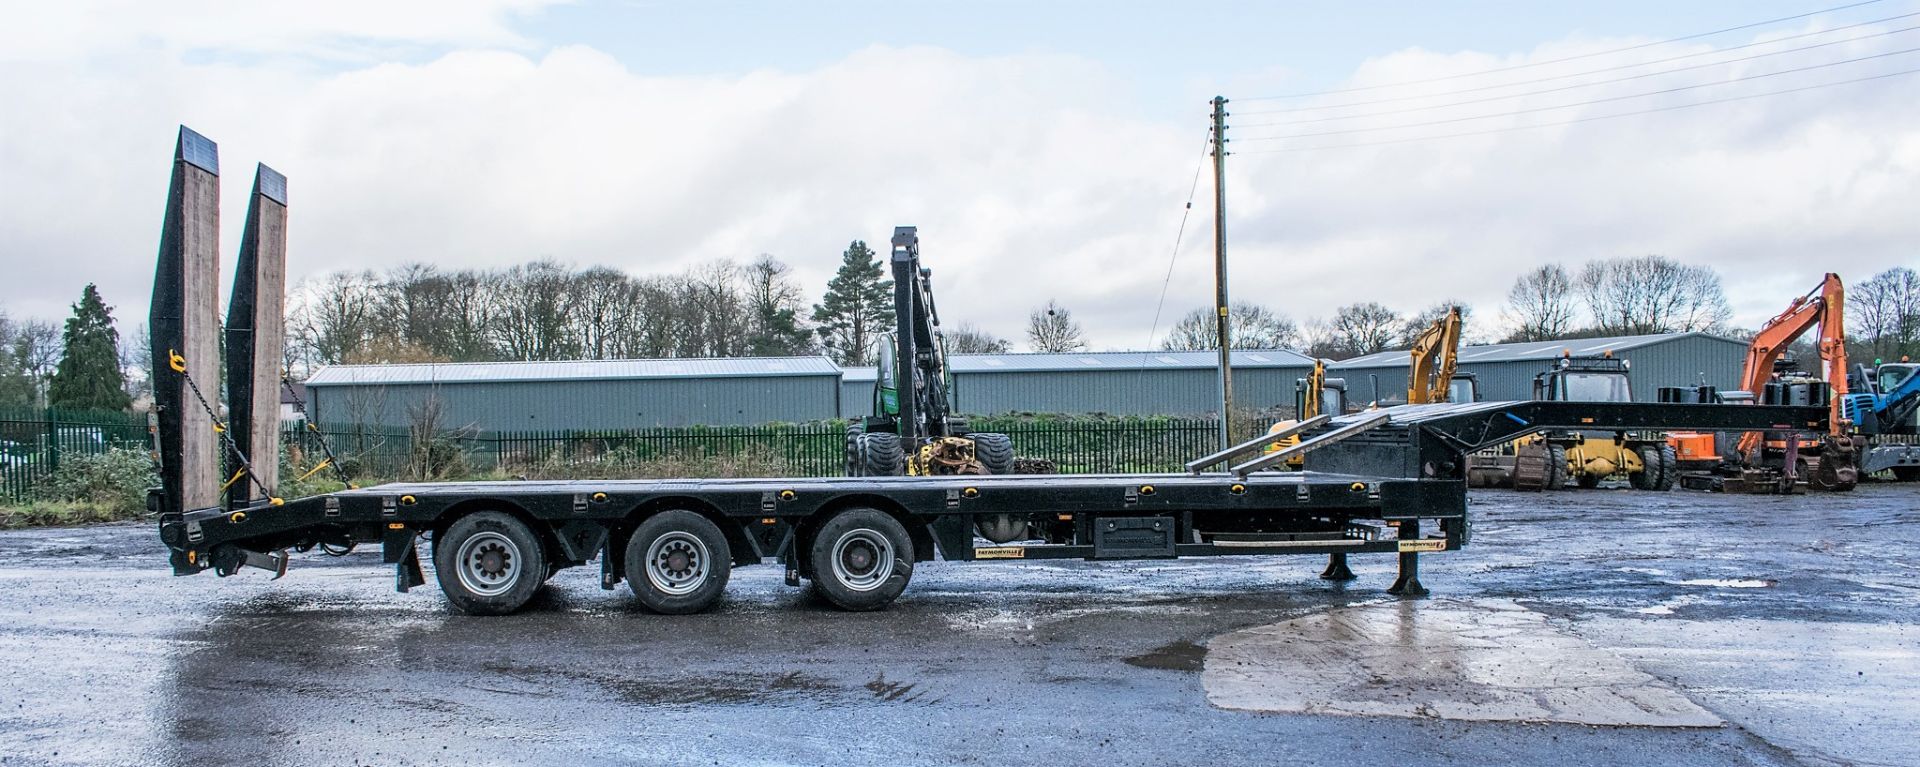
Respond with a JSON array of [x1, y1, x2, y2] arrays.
[[1407, 307, 1463, 405]]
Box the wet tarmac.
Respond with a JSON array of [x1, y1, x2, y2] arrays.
[[0, 486, 1915, 766]]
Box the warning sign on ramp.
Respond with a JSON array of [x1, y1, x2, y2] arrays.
[[1203, 598, 1722, 728]]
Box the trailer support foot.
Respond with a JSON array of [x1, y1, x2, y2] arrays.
[[1387, 519, 1428, 597], [1319, 553, 1355, 581], [1388, 552, 1427, 597]]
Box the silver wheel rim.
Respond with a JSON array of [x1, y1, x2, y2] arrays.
[[644, 531, 711, 596], [830, 528, 894, 592], [455, 531, 521, 597]]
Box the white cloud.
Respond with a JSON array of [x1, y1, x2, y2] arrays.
[[1, 8, 1917, 352]]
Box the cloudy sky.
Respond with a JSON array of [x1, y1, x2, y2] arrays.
[[2, 0, 1917, 351]]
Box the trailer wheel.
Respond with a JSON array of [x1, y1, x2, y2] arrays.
[[1893, 466, 1920, 482], [1655, 445, 1678, 490], [1545, 445, 1569, 491], [971, 432, 1014, 475], [808, 508, 913, 611], [625, 510, 731, 614], [434, 511, 545, 615], [857, 432, 905, 477]]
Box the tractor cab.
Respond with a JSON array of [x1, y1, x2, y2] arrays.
[[1533, 355, 1632, 403]]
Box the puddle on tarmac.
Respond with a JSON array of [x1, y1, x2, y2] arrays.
[[1125, 639, 1207, 671], [1670, 578, 1774, 589], [1202, 598, 1722, 727]]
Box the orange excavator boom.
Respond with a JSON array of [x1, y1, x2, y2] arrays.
[[1736, 273, 1848, 454]]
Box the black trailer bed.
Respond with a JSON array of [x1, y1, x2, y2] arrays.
[[153, 399, 1828, 613]]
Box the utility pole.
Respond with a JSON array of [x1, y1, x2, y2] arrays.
[[1210, 95, 1233, 450]]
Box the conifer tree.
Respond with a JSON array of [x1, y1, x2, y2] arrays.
[[811, 241, 893, 365], [48, 284, 131, 411]]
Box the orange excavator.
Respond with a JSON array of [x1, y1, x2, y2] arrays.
[[1668, 273, 1858, 491]]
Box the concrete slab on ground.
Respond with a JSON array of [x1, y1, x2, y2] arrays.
[[1204, 597, 1722, 727]]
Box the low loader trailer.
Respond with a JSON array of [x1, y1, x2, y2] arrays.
[[145, 126, 1829, 615], [157, 400, 1825, 615]]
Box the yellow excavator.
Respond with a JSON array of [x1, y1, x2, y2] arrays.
[[1407, 307, 1464, 405], [1269, 307, 1468, 465]]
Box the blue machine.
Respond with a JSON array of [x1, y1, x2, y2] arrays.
[[1845, 362, 1920, 480]]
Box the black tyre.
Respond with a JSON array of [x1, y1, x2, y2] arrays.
[[844, 423, 865, 476], [1575, 472, 1601, 489], [971, 432, 1014, 475], [1893, 466, 1920, 482], [1655, 445, 1678, 490], [435, 511, 546, 616], [808, 508, 914, 611], [857, 432, 905, 477], [1545, 445, 1569, 491], [1630, 445, 1662, 490], [625, 510, 731, 614]]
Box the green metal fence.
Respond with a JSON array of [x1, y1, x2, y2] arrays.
[[0, 407, 151, 502]]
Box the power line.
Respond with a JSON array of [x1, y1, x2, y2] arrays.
[[1238, 45, 1920, 142], [1239, 0, 1888, 101], [1140, 132, 1212, 353], [1236, 22, 1912, 127], [1236, 12, 1920, 119], [1234, 66, 1920, 154]]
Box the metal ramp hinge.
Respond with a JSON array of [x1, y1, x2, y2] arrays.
[[324, 496, 341, 517], [572, 494, 589, 514], [760, 492, 777, 513], [1123, 487, 1139, 506], [945, 488, 961, 508], [381, 496, 397, 516]]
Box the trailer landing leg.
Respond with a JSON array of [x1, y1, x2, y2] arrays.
[[1319, 553, 1355, 581], [1387, 552, 1427, 597], [1387, 520, 1429, 598]]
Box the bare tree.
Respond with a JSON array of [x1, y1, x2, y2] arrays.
[[491, 261, 580, 361], [1502, 264, 1577, 342], [1328, 302, 1401, 358], [1297, 317, 1341, 360], [1397, 301, 1478, 348], [1162, 302, 1299, 350], [1851, 266, 1920, 361], [573, 267, 638, 360], [290, 271, 384, 365], [945, 323, 1011, 354], [742, 256, 814, 356], [1026, 299, 1088, 352], [1579, 255, 1730, 335]]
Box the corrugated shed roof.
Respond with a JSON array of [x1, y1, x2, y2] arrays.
[[841, 366, 879, 382], [306, 356, 840, 386], [1330, 332, 1743, 370], [949, 349, 1314, 373]]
